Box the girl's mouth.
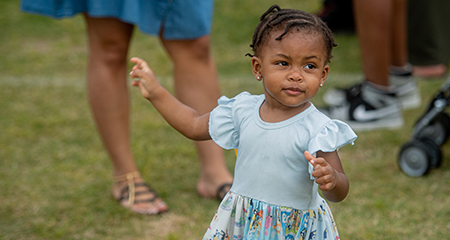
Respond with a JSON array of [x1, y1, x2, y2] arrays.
[[283, 87, 304, 96]]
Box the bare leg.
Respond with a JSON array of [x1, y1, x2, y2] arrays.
[[390, 0, 408, 67], [323, 0, 412, 129], [84, 15, 167, 213], [354, 0, 392, 86], [160, 36, 233, 199]]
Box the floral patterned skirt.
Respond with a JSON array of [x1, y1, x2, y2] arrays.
[[203, 192, 340, 240]]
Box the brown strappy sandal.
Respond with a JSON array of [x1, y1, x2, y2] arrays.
[[113, 171, 168, 215], [216, 183, 232, 200]]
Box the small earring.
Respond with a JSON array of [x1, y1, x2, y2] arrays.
[[320, 84, 323, 87], [257, 76, 260, 80]]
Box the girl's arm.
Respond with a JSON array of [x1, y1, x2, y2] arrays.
[[130, 57, 211, 141], [305, 150, 349, 202]]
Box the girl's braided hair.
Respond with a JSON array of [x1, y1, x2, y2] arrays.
[[247, 5, 337, 63]]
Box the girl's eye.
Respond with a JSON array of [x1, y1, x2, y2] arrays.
[[305, 64, 316, 69], [277, 61, 288, 66]]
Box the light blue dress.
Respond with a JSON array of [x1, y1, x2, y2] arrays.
[[205, 92, 357, 240], [20, 0, 214, 39]]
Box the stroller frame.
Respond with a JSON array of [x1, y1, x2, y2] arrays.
[[398, 77, 450, 177]]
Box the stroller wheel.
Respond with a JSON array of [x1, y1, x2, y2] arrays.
[[398, 140, 433, 177], [416, 112, 450, 146], [419, 137, 443, 168]]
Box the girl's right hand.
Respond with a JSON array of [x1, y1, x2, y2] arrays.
[[305, 150, 349, 202], [304, 151, 337, 192], [129, 57, 160, 99]]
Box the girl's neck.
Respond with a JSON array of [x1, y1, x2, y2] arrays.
[[259, 101, 311, 123]]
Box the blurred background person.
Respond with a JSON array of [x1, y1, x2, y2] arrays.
[[20, 0, 233, 215], [408, 0, 450, 78], [322, 0, 421, 131], [317, 0, 449, 78], [316, 0, 355, 33]]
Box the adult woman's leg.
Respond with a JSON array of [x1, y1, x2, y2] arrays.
[[84, 15, 167, 213], [161, 35, 233, 199]]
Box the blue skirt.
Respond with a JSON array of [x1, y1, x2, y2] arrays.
[[20, 0, 214, 39]]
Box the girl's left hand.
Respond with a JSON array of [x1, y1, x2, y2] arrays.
[[304, 151, 337, 192]]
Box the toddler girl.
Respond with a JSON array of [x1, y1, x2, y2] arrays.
[[130, 5, 357, 240]]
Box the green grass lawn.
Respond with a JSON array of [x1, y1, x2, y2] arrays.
[[1, 0, 450, 239]]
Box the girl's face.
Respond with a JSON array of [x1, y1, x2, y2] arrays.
[[252, 29, 329, 115]]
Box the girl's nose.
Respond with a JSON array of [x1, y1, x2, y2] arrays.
[[289, 70, 302, 82]]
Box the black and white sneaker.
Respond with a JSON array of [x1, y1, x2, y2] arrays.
[[390, 67, 421, 110], [323, 82, 362, 107], [322, 82, 404, 131], [323, 67, 421, 110]]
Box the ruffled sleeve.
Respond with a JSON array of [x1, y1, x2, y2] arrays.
[[209, 92, 252, 149], [308, 119, 357, 154], [307, 119, 357, 179]]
